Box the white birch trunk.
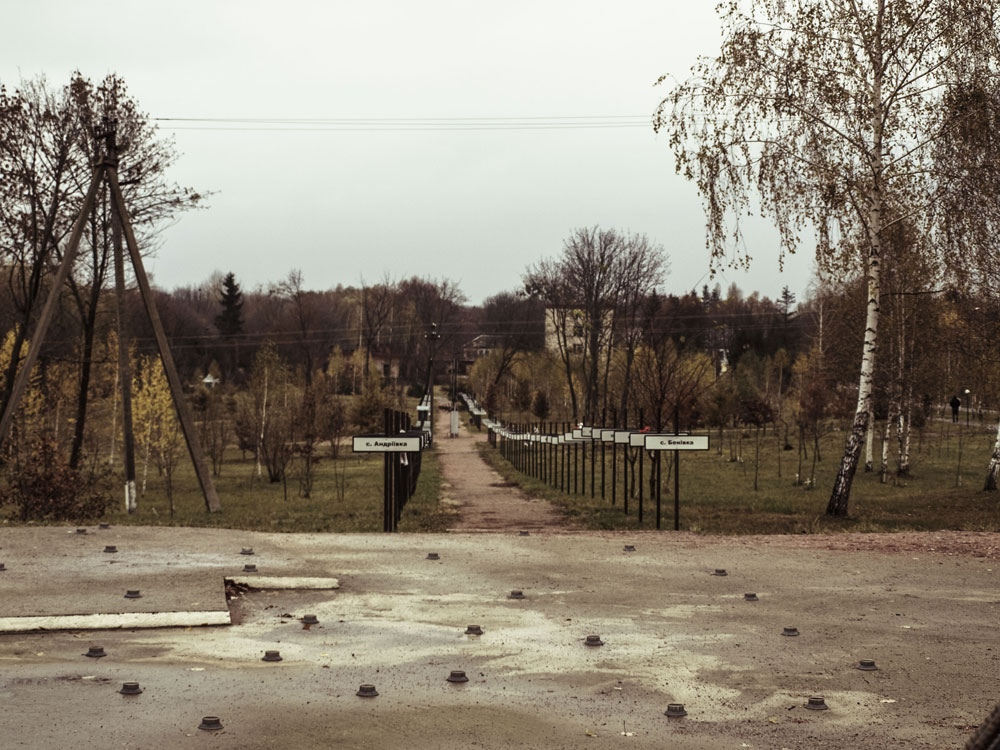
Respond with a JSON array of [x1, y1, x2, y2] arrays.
[[827, 30, 884, 516], [984, 416, 1000, 491], [256, 368, 268, 480], [898, 382, 912, 476], [864, 402, 874, 472]]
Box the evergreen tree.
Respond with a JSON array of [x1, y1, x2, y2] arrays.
[[215, 272, 244, 337]]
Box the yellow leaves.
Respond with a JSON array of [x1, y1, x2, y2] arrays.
[[0, 326, 45, 430], [132, 354, 180, 458]]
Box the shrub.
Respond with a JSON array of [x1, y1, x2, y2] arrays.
[[1, 439, 112, 522]]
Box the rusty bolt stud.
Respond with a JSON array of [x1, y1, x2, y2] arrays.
[[712, 568, 728, 576], [356, 684, 379, 697], [624, 544, 636, 552], [508, 590, 525, 600], [465, 625, 484, 635], [664, 703, 688, 717], [744, 593, 759, 602], [118, 682, 143, 696], [84, 646, 107, 658], [262, 650, 283, 662], [124, 589, 142, 599], [103, 546, 118, 554], [446, 670, 469, 683], [781, 626, 799, 637], [426, 552, 440, 560], [198, 716, 224, 731], [242, 563, 257, 573], [805, 696, 828, 710], [301, 614, 319, 625], [858, 659, 878, 671], [76, 528, 88, 535], [584, 635, 604, 647], [0, 563, 6, 572], [99, 523, 111, 530], [519, 531, 530, 536], [240, 547, 254, 555]]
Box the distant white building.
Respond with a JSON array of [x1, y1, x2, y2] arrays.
[[544, 308, 612, 356]]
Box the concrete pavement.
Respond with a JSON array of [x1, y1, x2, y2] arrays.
[[0, 526, 997, 748]]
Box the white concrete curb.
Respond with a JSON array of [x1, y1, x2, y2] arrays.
[[0, 609, 231, 633]]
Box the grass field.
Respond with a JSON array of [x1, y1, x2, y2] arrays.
[[1, 445, 452, 533], [476, 417, 1000, 534]]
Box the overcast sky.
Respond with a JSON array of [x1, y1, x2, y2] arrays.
[[3, 0, 816, 306]]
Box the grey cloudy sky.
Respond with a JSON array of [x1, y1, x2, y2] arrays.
[[4, 0, 815, 305]]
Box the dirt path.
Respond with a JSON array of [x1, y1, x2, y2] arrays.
[[433, 403, 575, 532]]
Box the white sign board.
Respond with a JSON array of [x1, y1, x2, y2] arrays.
[[581, 426, 593, 438], [644, 434, 710, 451], [600, 429, 616, 443], [629, 433, 646, 447], [614, 431, 633, 444], [572, 428, 583, 439], [353, 435, 423, 453]]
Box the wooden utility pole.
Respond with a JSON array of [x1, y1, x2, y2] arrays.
[[108, 119, 138, 513], [0, 118, 222, 513]]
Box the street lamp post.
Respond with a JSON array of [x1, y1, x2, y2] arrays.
[[424, 323, 440, 440]]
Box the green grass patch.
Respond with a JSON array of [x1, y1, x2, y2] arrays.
[[1, 445, 451, 533], [477, 420, 1000, 534]]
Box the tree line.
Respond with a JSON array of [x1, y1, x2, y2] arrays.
[[2, 49, 999, 523]]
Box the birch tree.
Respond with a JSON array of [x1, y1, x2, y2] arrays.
[[659, 0, 1000, 516], [133, 355, 182, 516]]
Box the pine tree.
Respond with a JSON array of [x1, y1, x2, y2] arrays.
[[215, 272, 243, 337]]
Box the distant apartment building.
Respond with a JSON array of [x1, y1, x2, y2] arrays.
[[544, 308, 614, 355]]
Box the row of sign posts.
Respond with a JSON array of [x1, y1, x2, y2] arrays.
[[462, 394, 708, 530]]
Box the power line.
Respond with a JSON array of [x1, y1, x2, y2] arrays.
[[152, 114, 654, 132]]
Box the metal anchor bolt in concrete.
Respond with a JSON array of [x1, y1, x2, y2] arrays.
[[75, 528, 88, 535], [198, 716, 224, 731], [103, 546, 117, 554], [0, 563, 5, 572], [508, 590, 525, 599], [664, 703, 688, 717], [446, 670, 469, 683], [356, 684, 379, 697], [805, 696, 828, 710], [242, 564, 257, 573], [744, 593, 759, 601], [301, 614, 319, 625], [118, 682, 143, 695], [584, 635, 604, 647], [83, 646, 106, 658], [124, 590, 142, 599], [262, 650, 283, 662], [465, 625, 484, 635], [712, 568, 728, 576], [857, 659, 878, 671], [98, 523, 111, 530], [624, 545, 636, 552], [519, 531, 530, 536], [240, 547, 254, 555], [426, 552, 440, 560], [781, 626, 799, 636]]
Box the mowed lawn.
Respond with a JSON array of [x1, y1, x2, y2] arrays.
[[476, 418, 1000, 534]]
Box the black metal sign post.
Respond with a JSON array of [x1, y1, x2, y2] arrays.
[[644, 434, 710, 530], [353, 411, 424, 532]]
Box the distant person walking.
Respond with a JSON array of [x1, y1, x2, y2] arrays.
[[950, 395, 961, 423]]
